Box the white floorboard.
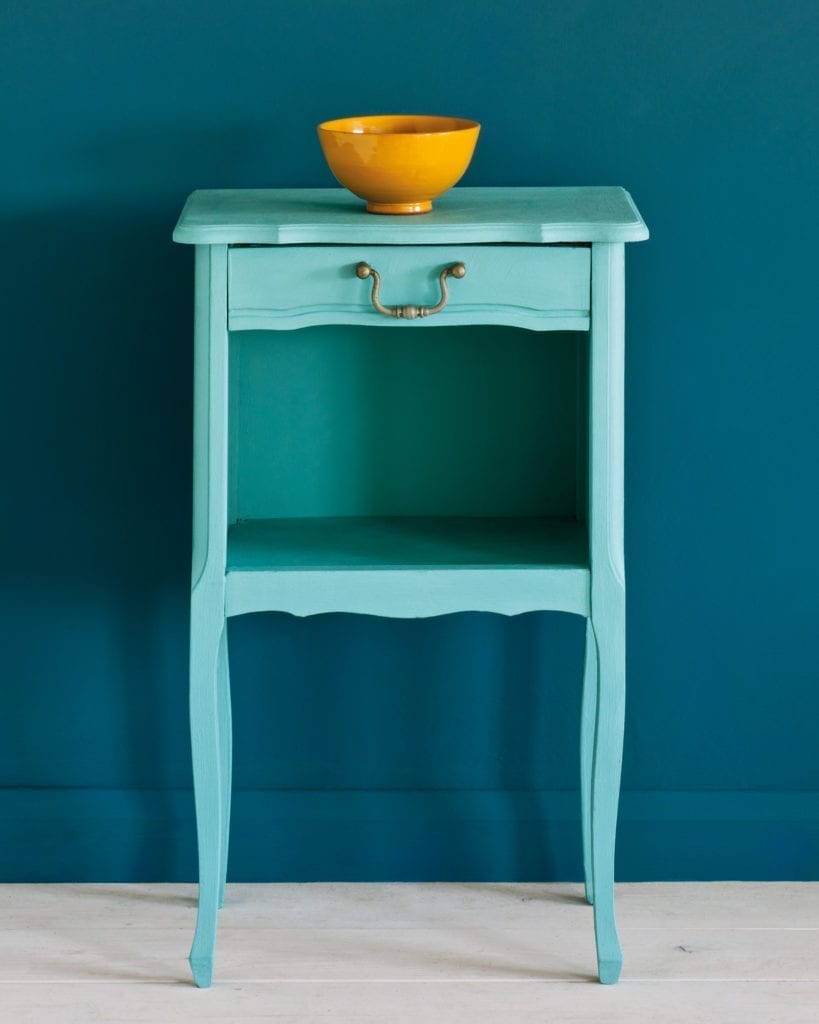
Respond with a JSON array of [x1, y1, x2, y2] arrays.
[[0, 883, 816, 1022]]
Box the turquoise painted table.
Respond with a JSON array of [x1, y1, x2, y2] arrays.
[[173, 187, 649, 987]]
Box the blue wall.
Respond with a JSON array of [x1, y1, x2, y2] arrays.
[[2, 0, 818, 881]]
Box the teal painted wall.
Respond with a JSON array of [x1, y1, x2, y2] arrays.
[[1, 0, 818, 881]]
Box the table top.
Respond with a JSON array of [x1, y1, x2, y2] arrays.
[[173, 187, 649, 245]]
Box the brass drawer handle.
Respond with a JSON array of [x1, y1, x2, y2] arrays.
[[355, 261, 466, 319]]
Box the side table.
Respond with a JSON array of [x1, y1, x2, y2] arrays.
[[173, 186, 649, 987]]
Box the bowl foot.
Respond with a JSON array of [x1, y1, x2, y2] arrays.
[[366, 200, 433, 215]]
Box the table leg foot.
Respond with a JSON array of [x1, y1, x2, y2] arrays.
[[189, 954, 214, 989], [597, 956, 623, 985]]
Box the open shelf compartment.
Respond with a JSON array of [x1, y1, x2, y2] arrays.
[[224, 323, 590, 618]]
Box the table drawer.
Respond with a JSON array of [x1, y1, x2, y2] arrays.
[[228, 245, 590, 330]]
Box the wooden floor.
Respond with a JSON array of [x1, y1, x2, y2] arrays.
[[0, 883, 817, 1022]]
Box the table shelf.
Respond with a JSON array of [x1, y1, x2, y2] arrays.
[[224, 516, 589, 618]]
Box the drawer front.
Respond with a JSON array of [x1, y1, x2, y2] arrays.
[[228, 245, 590, 330]]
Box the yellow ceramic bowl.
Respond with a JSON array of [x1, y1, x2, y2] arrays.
[[317, 114, 480, 215]]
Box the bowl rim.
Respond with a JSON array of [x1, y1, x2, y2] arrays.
[[317, 114, 480, 137]]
